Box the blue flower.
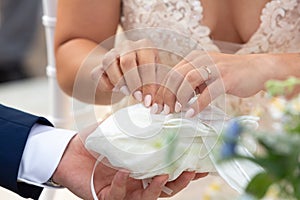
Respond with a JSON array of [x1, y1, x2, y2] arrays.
[[220, 120, 243, 159], [224, 120, 243, 141], [220, 142, 237, 159]]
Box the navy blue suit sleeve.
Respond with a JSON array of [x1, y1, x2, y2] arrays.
[[0, 104, 53, 199]]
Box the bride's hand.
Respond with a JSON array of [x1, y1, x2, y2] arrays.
[[92, 39, 159, 107], [152, 51, 271, 117]]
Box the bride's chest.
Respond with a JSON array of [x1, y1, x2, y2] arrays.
[[121, 0, 270, 43], [201, 0, 270, 43]]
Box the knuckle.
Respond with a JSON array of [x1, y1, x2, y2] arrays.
[[103, 50, 118, 67], [177, 90, 192, 105], [120, 54, 136, 71], [185, 71, 198, 83], [168, 70, 183, 84], [110, 76, 122, 86], [136, 51, 156, 65], [138, 38, 153, 46], [143, 84, 156, 93]]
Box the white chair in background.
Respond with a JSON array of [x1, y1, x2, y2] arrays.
[[42, 0, 72, 129], [41, 0, 73, 199], [41, 0, 112, 198]]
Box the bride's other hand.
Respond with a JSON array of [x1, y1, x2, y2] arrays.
[[92, 39, 159, 107], [153, 51, 273, 117]]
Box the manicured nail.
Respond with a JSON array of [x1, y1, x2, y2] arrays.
[[150, 103, 158, 114], [144, 94, 152, 107], [185, 108, 195, 118], [175, 101, 182, 113], [163, 104, 170, 114], [120, 86, 130, 96], [187, 96, 198, 106], [133, 90, 143, 102], [157, 104, 164, 113]]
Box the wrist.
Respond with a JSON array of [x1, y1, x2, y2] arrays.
[[51, 135, 77, 186], [261, 53, 299, 81], [249, 54, 285, 90], [51, 134, 88, 187]]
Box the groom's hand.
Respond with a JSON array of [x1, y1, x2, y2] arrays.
[[52, 134, 208, 200]]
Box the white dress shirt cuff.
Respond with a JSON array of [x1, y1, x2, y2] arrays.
[[17, 124, 76, 187]]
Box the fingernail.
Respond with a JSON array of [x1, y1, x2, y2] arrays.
[[163, 104, 170, 114], [175, 101, 182, 113], [150, 103, 158, 114], [120, 86, 130, 96], [185, 108, 195, 118], [133, 90, 143, 102], [157, 104, 163, 113], [187, 96, 198, 106], [144, 94, 152, 107]]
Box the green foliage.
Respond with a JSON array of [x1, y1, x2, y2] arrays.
[[221, 77, 300, 199], [265, 77, 300, 97], [246, 172, 276, 199]]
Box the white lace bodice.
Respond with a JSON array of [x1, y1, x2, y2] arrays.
[[121, 0, 300, 54]]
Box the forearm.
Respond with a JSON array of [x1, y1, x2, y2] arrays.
[[262, 53, 300, 95], [54, 0, 121, 105], [263, 53, 300, 81], [56, 38, 119, 105]]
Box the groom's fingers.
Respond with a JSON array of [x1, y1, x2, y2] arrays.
[[193, 172, 209, 180], [106, 171, 129, 200], [159, 171, 196, 197], [142, 175, 168, 200]]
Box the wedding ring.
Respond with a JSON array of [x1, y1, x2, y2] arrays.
[[202, 66, 212, 80]]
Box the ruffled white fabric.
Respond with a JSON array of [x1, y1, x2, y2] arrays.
[[85, 104, 262, 193], [86, 104, 218, 181]]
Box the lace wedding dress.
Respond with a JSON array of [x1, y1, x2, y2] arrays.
[[121, 0, 300, 54]]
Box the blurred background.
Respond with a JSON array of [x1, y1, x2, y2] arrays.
[[0, 0, 46, 84]]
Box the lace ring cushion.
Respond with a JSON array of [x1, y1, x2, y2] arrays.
[[120, 0, 300, 54]]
